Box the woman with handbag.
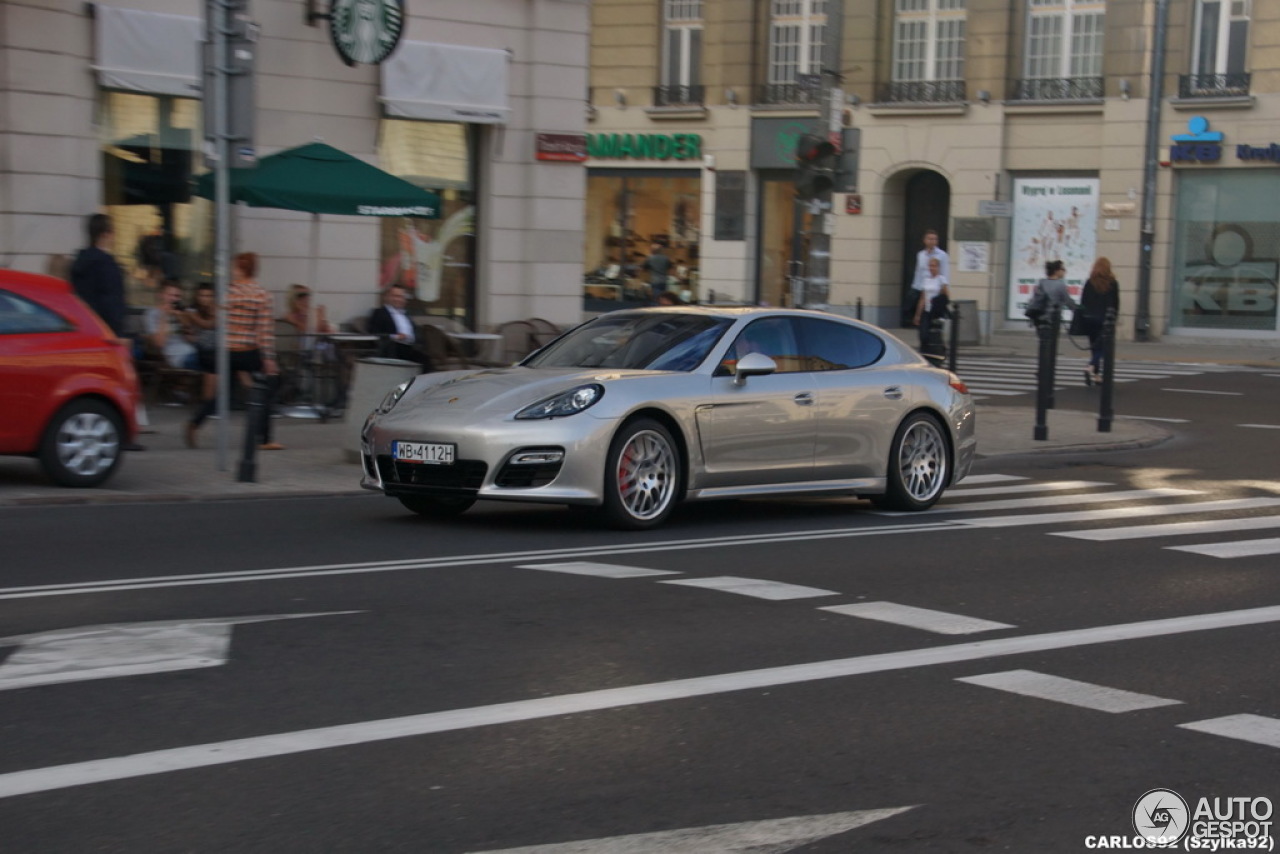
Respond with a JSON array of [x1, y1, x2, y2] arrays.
[[1077, 257, 1120, 386], [912, 256, 951, 355]]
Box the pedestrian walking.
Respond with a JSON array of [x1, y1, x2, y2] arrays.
[[1076, 256, 1120, 386], [186, 252, 284, 450], [1025, 259, 1077, 325], [640, 243, 672, 302], [912, 256, 950, 357], [907, 229, 949, 325]]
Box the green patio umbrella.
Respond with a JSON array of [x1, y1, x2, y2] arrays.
[[193, 141, 441, 218]]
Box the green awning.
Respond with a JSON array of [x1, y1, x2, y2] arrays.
[[193, 142, 441, 218]]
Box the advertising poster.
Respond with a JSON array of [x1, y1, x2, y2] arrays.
[[1007, 177, 1100, 320]]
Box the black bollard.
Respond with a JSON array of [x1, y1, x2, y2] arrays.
[[1046, 305, 1060, 410], [1033, 307, 1061, 441], [856, 297, 863, 320], [947, 301, 959, 374], [236, 374, 266, 483], [1097, 306, 1117, 432]]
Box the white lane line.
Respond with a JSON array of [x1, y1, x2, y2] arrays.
[[4, 604, 1280, 799], [659, 576, 838, 601], [517, 562, 679, 579], [819, 602, 1014, 635], [1239, 423, 1280, 430], [470, 807, 918, 853], [1166, 537, 1280, 558], [0, 520, 966, 602], [957, 670, 1182, 713], [1179, 715, 1280, 749], [1116, 415, 1192, 424], [959, 497, 1280, 529], [1053, 514, 1280, 541], [1161, 388, 1243, 396], [962, 388, 1029, 397], [876, 488, 1203, 516], [956, 474, 1028, 485], [944, 480, 1111, 498]]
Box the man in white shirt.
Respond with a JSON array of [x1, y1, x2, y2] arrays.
[[369, 285, 432, 370], [911, 229, 950, 294]]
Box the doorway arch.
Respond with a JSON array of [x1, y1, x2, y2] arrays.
[[898, 170, 951, 326]]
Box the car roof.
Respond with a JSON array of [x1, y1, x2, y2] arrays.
[[606, 305, 861, 322], [0, 269, 77, 298]]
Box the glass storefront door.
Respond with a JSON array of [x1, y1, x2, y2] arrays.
[[757, 172, 809, 308], [1170, 171, 1280, 333]]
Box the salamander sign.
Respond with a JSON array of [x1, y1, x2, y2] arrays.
[[586, 133, 702, 161]]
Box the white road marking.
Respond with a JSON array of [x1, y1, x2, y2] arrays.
[[958, 497, 1280, 529], [518, 562, 679, 579], [1115, 415, 1191, 424], [944, 480, 1111, 497], [3, 604, 1280, 799], [955, 474, 1028, 484], [466, 807, 917, 853], [961, 388, 1029, 397], [1161, 388, 1243, 396], [1179, 715, 1280, 749], [659, 576, 838, 600], [877, 487, 1203, 516], [0, 613, 359, 691], [956, 670, 1181, 713], [1166, 537, 1280, 558], [1053, 514, 1280, 541], [1239, 423, 1280, 430], [0, 521, 965, 602], [818, 602, 1014, 635]]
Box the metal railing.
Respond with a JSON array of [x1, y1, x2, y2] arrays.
[[652, 84, 705, 107], [756, 83, 822, 106], [877, 79, 966, 104], [1178, 72, 1251, 99], [1009, 76, 1104, 102]]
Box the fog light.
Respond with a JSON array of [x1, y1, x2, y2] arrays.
[[511, 450, 564, 465]]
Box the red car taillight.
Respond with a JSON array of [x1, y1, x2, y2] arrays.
[[947, 373, 969, 395]]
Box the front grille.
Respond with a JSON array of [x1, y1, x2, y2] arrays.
[[376, 455, 487, 491], [495, 460, 564, 488]]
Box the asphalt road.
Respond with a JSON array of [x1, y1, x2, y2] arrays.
[[1, 363, 1278, 853]]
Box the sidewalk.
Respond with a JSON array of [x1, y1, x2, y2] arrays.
[[0, 379, 1175, 508]]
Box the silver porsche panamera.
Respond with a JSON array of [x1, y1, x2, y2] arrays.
[[360, 306, 976, 529]]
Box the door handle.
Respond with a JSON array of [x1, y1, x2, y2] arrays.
[[794, 392, 815, 406], [883, 386, 903, 400]]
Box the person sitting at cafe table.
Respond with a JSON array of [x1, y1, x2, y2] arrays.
[[281, 284, 334, 339], [368, 284, 434, 371]]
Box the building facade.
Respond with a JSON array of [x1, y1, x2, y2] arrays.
[[586, 0, 1280, 343], [0, 0, 589, 330]]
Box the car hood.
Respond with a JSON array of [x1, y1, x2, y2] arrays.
[[390, 366, 664, 418]]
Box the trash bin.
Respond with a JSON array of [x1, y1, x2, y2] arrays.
[[953, 299, 980, 345], [344, 357, 421, 463]]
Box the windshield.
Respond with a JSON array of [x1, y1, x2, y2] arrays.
[[523, 313, 733, 371]]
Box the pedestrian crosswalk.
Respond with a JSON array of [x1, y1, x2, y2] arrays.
[[957, 356, 1231, 400]]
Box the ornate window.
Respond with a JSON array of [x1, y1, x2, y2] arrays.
[[1183, 0, 1250, 97], [765, 0, 826, 104], [658, 0, 704, 105], [887, 0, 966, 103], [1016, 0, 1105, 100]]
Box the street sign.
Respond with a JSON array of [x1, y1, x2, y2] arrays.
[[978, 200, 1013, 217]]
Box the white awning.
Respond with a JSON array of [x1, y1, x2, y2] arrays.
[[93, 5, 203, 98], [381, 41, 510, 125]]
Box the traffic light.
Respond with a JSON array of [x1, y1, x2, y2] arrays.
[[794, 133, 839, 199]]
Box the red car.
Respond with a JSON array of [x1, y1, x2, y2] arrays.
[[0, 270, 139, 487]]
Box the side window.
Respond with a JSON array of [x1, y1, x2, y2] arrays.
[[796, 317, 885, 370], [0, 290, 73, 334], [717, 317, 804, 374]]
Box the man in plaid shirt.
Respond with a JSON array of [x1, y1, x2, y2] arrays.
[[187, 252, 284, 450]]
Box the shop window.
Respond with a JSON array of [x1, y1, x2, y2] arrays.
[[1170, 171, 1279, 333], [99, 92, 206, 307], [584, 171, 701, 309], [377, 120, 476, 322]]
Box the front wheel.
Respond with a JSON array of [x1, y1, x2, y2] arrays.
[[39, 398, 125, 488], [873, 412, 949, 511], [601, 418, 681, 530], [398, 495, 476, 518]]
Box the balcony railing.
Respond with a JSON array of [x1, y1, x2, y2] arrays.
[[652, 84, 706, 108], [1179, 72, 1251, 99], [877, 79, 966, 104], [756, 83, 822, 107], [1010, 77, 1104, 102]]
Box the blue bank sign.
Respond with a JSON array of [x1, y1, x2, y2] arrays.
[[1171, 117, 1280, 166]]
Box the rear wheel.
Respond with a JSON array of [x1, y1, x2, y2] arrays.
[[873, 412, 949, 511], [601, 418, 680, 530], [39, 398, 125, 488], [398, 495, 476, 518]]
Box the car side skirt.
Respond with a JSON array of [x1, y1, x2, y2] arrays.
[[686, 477, 887, 501]]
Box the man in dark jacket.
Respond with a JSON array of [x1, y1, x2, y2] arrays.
[[69, 213, 127, 338]]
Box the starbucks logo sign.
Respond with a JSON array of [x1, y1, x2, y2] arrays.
[[329, 0, 404, 66]]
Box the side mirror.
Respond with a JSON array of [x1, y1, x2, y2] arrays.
[[733, 351, 777, 385]]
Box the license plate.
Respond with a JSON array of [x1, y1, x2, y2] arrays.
[[393, 441, 456, 465]]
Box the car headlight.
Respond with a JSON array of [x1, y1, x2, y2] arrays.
[[515, 384, 604, 420], [377, 380, 412, 414]]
